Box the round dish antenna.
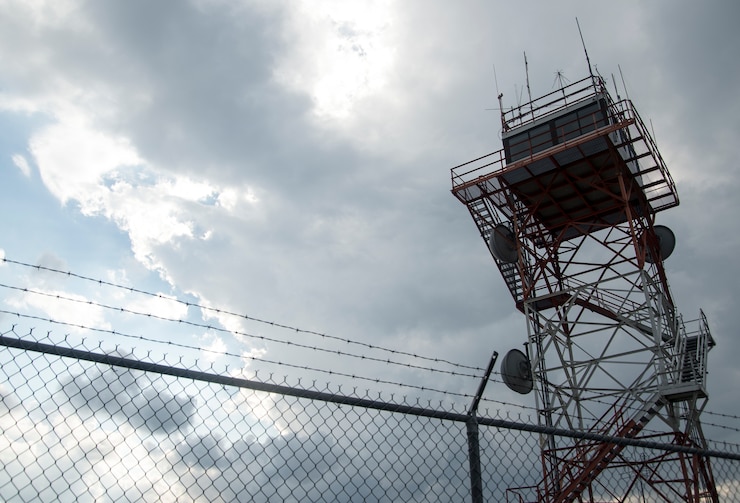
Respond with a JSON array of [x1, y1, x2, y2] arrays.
[[645, 225, 676, 263], [488, 224, 517, 263], [501, 349, 533, 394]]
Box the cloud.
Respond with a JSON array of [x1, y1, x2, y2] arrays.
[[29, 117, 142, 207], [11, 154, 31, 177], [167, 423, 471, 502], [5, 287, 112, 332], [274, 0, 396, 121], [61, 363, 196, 434], [0, 384, 21, 414], [0, 0, 738, 452], [122, 292, 188, 321], [176, 431, 228, 470], [0, 6, 738, 503], [0, 0, 497, 354], [199, 332, 228, 363]]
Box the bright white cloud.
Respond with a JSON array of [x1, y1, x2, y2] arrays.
[[241, 346, 267, 366], [217, 186, 258, 211], [11, 154, 31, 177], [274, 0, 396, 120], [99, 175, 261, 272], [123, 293, 188, 321], [29, 116, 142, 207], [198, 303, 250, 343], [5, 288, 111, 332], [27, 107, 260, 272], [199, 332, 228, 363]]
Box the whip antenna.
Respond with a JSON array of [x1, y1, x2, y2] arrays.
[[576, 17, 593, 78]]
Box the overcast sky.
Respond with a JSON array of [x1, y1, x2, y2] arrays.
[[1, 0, 739, 446]]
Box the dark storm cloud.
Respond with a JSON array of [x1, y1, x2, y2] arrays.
[[176, 430, 229, 469], [169, 421, 477, 502], [643, 3, 740, 131], [0, 0, 346, 189], [633, 3, 740, 433], [0, 384, 21, 414], [0, 0, 508, 359], [1, 0, 738, 444], [62, 363, 195, 433], [77, 0, 362, 192], [173, 429, 365, 502]]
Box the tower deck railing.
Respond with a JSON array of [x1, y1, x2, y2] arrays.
[[660, 310, 715, 400], [452, 97, 677, 213], [501, 75, 606, 132]]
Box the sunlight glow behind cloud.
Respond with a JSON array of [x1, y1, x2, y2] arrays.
[[274, 0, 396, 121], [29, 118, 142, 207]]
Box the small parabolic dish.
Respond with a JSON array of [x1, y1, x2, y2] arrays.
[[488, 224, 517, 263], [645, 225, 676, 263], [501, 349, 533, 395]]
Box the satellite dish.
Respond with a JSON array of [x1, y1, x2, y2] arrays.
[[501, 349, 533, 395], [645, 225, 676, 263], [488, 224, 517, 263]]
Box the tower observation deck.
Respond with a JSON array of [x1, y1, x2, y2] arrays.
[[452, 74, 717, 502]]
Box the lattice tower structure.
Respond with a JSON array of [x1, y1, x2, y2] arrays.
[[451, 75, 718, 502]]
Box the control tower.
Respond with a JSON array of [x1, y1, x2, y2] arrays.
[[451, 74, 717, 501]]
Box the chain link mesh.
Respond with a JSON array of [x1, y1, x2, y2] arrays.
[[1, 326, 738, 502]]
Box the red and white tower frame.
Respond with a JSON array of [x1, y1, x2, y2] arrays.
[[452, 75, 718, 502]]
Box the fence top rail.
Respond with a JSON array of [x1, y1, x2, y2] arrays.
[[1, 332, 738, 461]]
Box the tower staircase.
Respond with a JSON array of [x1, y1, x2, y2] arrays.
[[466, 196, 522, 300], [541, 393, 666, 503]]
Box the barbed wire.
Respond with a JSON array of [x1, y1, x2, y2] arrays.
[[0, 311, 540, 414], [703, 409, 740, 421], [3, 310, 739, 439], [4, 313, 739, 442], [0, 281, 485, 381], [0, 310, 475, 400], [2, 323, 738, 503], [3, 257, 739, 432], [1, 257, 486, 373]]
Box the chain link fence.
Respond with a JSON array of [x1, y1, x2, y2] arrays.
[[1, 326, 738, 502]]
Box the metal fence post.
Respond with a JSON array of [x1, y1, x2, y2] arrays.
[[467, 351, 498, 503], [467, 416, 483, 503]]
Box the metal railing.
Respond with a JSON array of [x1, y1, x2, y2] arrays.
[[451, 74, 678, 215], [501, 75, 607, 132]]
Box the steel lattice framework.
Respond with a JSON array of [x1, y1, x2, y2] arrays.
[[452, 75, 718, 502]]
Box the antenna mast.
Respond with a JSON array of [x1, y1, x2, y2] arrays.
[[618, 64, 631, 102], [524, 52, 534, 120], [576, 17, 593, 77], [494, 65, 506, 131]]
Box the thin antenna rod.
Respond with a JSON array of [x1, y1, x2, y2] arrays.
[[576, 18, 593, 78], [611, 73, 621, 100], [524, 51, 533, 119], [493, 64, 501, 97], [650, 119, 658, 144], [493, 65, 506, 130], [618, 64, 631, 103]]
